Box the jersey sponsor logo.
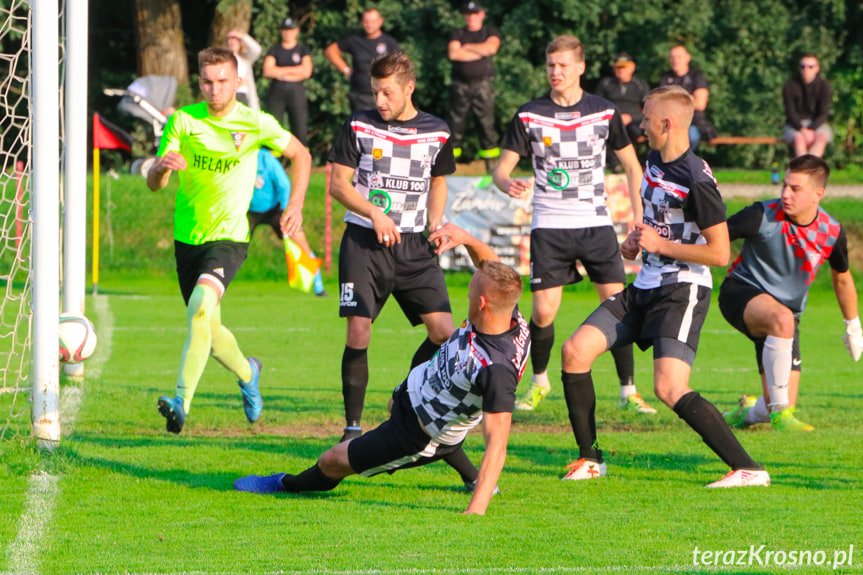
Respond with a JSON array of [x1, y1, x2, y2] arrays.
[[548, 168, 570, 190], [376, 42, 388, 54], [339, 282, 357, 306], [192, 153, 240, 174], [543, 136, 553, 146], [292, 53, 300, 64], [379, 175, 428, 193], [230, 131, 247, 151], [369, 190, 393, 213], [510, 315, 530, 371], [555, 159, 595, 170], [648, 221, 672, 238], [213, 267, 225, 277], [372, 148, 384, 159], [388, 125, 418, 135], [649, 164, 664, 179], [554, 111, 581, 120], [701, 159, 716, 182]]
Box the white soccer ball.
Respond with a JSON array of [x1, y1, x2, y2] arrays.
[[59, 313, 97, 363]]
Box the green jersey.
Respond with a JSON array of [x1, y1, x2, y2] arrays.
[[158, 101, 292, 244]]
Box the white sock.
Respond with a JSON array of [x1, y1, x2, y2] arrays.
[[532, 371, 550, 389], [745, 395, 771, 425], [763, 335, 793, 411], [620, 384, 637, 399]]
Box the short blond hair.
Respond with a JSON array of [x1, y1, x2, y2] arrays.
[[645, 85, 694, 126], [546, 35, 584, 62], [477, 261, 523, 312]]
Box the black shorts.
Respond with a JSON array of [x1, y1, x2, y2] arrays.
[[338, 223, 452, 324], [529, 227, 626, 292], [348, 383, 463, 477], [718, 276, 802, 372], [585, 282, 712, 364], [247, 206, 283, 239], [174, 240, 248, 305]]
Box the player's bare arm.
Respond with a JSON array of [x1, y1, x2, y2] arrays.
[[426, 175, 448, 243], [635, 220, 730, 267], [262, 55, 313, 82], [692, 88, 709, 112], [464, 411, 511, 516], [430, 222, 499, 264], [447, 40, 481, 62], [278, 138, 312, 238], [329, 162, 401, 246], [614, 144, 644, 227], [146, 151, 186, 191], [493, 150, 532, 199], [324, 42, 351, 76], [462, 36, 500, 58]]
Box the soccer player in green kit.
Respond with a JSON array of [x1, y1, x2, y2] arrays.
[[147, 47, 311, 433]]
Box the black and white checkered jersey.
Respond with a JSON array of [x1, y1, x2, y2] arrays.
[[501, 92, 630, 229], [635, 149, 727, 290], [407, 309, 530, 445], [328, 110, 456, 233]]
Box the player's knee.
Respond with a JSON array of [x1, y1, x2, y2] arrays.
[[768, 309, 795, 338], [562, 331, 597, 370], [319, 445, 351, 478], [345, 317, 372, 348]]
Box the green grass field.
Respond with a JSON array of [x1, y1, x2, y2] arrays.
[[2, 272, 862, 574]]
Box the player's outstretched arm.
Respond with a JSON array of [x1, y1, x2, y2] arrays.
[[833, 269, 863, 361], [146, 152, 186, 192], [329, 162, 401, 246], [464, 411, 511, 516], [429, 222, 498, 265], [493, 150, 532, 199], [635, 220, 729, 267], [279, 138, 312, 238]]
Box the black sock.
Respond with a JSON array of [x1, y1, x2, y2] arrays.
[[280, 463, 342, 493], [342, 346, 368, 425], [529, 320, 554, 375], [673, 391, 762, 470], [611, 344, 635, 386], [443, 447, 478, 483], [410, 337, 439, 369], [562, 371, 602, 462]]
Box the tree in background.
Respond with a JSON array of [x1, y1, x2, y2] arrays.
[[133, 0, 188, 89]]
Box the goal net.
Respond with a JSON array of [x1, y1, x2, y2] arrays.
[[0, 0, 33, 442]]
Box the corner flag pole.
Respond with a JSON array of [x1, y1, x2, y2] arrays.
[[91, 124, 100, 296]]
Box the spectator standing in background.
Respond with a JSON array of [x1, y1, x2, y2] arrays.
[[324, 7, 400, 112], [447, 1, 501, 172], [227, 28, 262, 110], [263, 17, 313, 146], [596, 52, 649, 172]]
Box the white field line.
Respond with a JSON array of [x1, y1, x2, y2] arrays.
[[4, 296, 113, 575]]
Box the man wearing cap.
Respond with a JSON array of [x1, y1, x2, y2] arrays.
[[324, 7, 400, 112], [263, 17, 313, 146], [596, 52, 649, 172], [447, 1, 501, 172]]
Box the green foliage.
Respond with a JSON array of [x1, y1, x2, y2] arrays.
[[88, 0, 863, 167]]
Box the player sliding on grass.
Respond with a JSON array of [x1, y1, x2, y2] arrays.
[[559, 86, 769, 488], [235, 223, 531, 515], [720, 154, 862, 431], [147, 46, 311, 434]]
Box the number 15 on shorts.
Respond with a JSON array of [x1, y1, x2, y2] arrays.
[[340, 283, 354, 304]]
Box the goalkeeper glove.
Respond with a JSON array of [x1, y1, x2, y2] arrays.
[[842, 317, 863, 361]]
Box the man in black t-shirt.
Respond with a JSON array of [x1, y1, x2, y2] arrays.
[[262, 17, 312, 145], [235, 223, 531, 516], [659, 45, 716, 150], [324, 7, 400, 112], [447, 1, 501, 172]]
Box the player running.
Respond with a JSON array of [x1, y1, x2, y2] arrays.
[[558, 86, 768, 488], [493, 35, 655, 414], [720, 154, 862, 431], [147, 47, 311, 434], [235, 223, 530, 515]]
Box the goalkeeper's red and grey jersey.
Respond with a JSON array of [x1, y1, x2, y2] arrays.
[[635, 149, 727, 290], [727, 200, 848, 313], [407, 309, 530, 446], [328, 110, 456, 233], [501, 92, 631, 229]]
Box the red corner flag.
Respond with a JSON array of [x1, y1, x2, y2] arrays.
[[93, 113, 132, 151]]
